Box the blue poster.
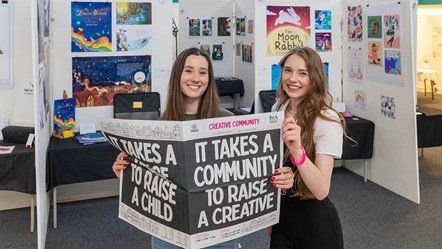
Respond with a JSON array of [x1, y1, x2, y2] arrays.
[[271, 64, 281, 90], [71, 2, 112, 52]]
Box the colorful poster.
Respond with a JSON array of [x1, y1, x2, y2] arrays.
[[347, 5, 363, 42], [271, 64, 281, 90], [71, 2, 112, 52], [315, 32, 332, 52], [116, 27, 152, 52], [236, 17, 246, 36], [116, 2, 152, 25], [348, 47, 364, 84], [354, 90, 367, 111], [202, 18, 213, 36], [53, 98, 76, 131], [217, 17, 231, 36], [384, 15, 400, 48], [368, 41, 382, 66], [212, 44, 223, 61], [266, 6, 310, 56], [384, 50, 401, 75], [72, 56, 151, 107], [241, 44, 253, 63], [323, 62, 329, 91], [315, 10, 331, 30], [367, 16, 382, 39], [188, 18, 201, 37]]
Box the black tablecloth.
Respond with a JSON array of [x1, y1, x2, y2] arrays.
[[342, 116, 375, 160], [417, 114, 442, 148], [46, 136, 120, 190], [215, 77, 244, 97], [0, 141, 35, 194]]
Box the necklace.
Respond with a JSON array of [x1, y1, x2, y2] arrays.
[[289, 104, 297, 115]]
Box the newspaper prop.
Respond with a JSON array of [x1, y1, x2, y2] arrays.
[[100, 112, 283, 249]]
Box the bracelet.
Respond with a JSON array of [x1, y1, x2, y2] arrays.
[[290, 146, 306, 166]]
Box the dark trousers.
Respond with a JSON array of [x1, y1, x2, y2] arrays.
[[270, 196, 343, 249]]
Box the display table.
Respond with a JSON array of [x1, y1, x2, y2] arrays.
[[215, 77, 244, 110], [342, 116, 375, 182], [416, 113, 442, 155], [0, 140, 36, 232], [46, 136, 120, 228]]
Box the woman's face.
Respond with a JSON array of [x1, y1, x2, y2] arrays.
[[180, 55, 209, 101], [281, 54, 311, 100]]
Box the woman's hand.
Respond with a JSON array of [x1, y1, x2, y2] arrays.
[[112, 152, 129, 178], [269, 166, 294, 190], [282, 116, 303, 158]]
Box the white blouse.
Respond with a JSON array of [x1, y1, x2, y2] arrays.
[[272, 101, 343, 159]]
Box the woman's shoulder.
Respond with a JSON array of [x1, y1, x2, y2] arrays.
[[320, 108, 340, 122], [218, 107, 234, 117]]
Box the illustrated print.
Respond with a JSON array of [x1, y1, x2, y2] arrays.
[[368, 41, 382, 66], [315, 10, 331, 30], [368, 16, 382, 39], [384, 15, 400, 48], [380, 95, 396, 119], [348, 5, 363, 42]]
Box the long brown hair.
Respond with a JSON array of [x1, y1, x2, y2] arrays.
[[276, 47, 346, 199], [161, 47, 220, 121]]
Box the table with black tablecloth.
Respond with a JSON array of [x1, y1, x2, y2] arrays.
[[0, 140, 36, 231], [215, 77, 244, 110], [416, 113, 442, 157], [46, 136, 120, 228], [342, 116, 375, 182]]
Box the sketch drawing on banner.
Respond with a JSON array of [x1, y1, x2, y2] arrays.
[[380, 95, 396, 119], [368, 41, 382, 66], [38, 63, 48, 129], [116, 27, 152, 52], [217, 17, 231, 36], [354, 90, 367, 111], [384, 15, 400, 48], [71, 2, 112, 52], [116, 2, 152, 25], [347, 5, 363, 42], [384, 50, 401, 75], [348, 47, 363, 84], [266, 6, 310, 56], [368, 16, 382, 39], [315, 10, 331, 30], [99, 112, 283, 249], [72, 56, 151, 107]]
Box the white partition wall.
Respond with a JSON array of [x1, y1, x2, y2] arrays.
[[342, 0, 419, 203]]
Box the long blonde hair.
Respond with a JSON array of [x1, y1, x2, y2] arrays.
[[276, 47, 346, 199]]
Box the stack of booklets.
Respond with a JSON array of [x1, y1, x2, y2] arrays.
[[75, 132, 107, 145]]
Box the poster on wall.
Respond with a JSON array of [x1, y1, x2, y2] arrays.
[[323, 62, 329, 91], [266, 6, 310, 56], [188, 18, 201, 37], [241, 44, 253, 63], [354, 90, 367, 111], [348, 47, 364, 84], [212, 44, 223, 61], [347, 5, 363, 42], [380, 95, 396, 119], [217, 17, 231, 36], [315, 10, 331, 30], [43, 0, 51, 38], [71, 2, 112, 52], [116, 27, 152, 52], [365, 3, 403, 86], [0, 4, 12, 90], [315, 33, 332, 52], [72, 55, 151, 107], [116, 2, 152, 25], [236, 17, 246, 36], [200, 44, 210, 55], [201, 18, 213, 37], [100, 112, 283, 249], [37, 0, 46, 63]]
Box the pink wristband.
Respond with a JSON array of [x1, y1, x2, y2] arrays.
[[290, 146, 306, 166]]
